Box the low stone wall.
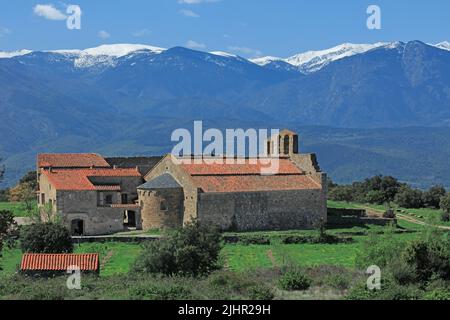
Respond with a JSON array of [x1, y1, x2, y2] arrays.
[[327, 207, 366, 217], [327, 215, 397, 227]]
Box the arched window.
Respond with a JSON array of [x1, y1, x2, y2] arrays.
[[293, 135, 299, 154], [283, 135, 290, 155]]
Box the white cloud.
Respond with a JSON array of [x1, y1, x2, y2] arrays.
[[98, 30, 111, 39], [33, 4, 67, 21], [228, 46, 262, 57], [0, 27, 11, 37], [132, 29, 152, 37], [178, 0, 220, 4], [179, 9, 200, 18], [186, 40, 206, 49]]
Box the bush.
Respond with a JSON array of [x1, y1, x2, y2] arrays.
[[441, 212, 450, 222], [440, 193, 450, 213], [278, 269, 312, 291], [129, 283, 192, 300], [345, 278, 423, 300], [132, 220, 222, 277], [323, 274, 352, 290], [20, 222, 73, 253], [247, 284, 275, 300], [401, 237, 450, 283], [328, 185, 354, 202], [422, 288, 450, 300], [239, 235, 271, 245]]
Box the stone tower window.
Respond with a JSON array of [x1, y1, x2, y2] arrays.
[[283, 135, 290, 155], [160, 200, 168, 211], [293, 135, 299, 154], [267, 141, 271, 155]]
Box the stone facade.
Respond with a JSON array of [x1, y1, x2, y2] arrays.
[[139, 130, 328, 232]]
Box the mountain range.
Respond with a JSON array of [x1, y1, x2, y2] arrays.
[[0, 40, 450, 188]]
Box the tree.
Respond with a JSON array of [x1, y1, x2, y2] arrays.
[[422, 185, 446, 209], [8, 182, 36, 214], [0, 210, 18, 269], [19, 171, 38, 191], [394, 186, 424, 208], [440, 193, 450, 213], [20, 222, 73, 253], [328, 185, 354, 202], [365, 190, 386, 205], [132, 220, 222, 276]]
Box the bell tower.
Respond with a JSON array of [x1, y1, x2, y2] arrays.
[[266, 129, 299, 157]]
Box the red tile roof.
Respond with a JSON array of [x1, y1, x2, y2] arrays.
[[191, 175, 320, 193], [38, 153, 110, 168], [43, 168, 141, 191], [182, 158, 302, 175], [178, 157, 321, 193], [21, 254, 99, 271]]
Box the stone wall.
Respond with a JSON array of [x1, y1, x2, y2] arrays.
[[139, 188, 184, 230], [144, 155, 199, 224], [197, 189, 327, 231]]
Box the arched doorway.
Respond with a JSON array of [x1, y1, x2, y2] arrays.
[[71, 219, 84, 236]]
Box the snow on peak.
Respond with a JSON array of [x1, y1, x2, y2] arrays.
[[250, 56, 283, 66], [435, 41, 450, 51], [0, 49, 32, 59], [50, 44, 166, 69], [209, 51, 238, 58], [285, 42, 390, 72], [52, 44, 166, 58], [251, 42, 397, 73]]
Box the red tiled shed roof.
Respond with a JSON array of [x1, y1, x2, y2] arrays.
[[42, 168, 141, 191], [182, 158, 302, 175], [21, 253, 99, 271], [191, 175, 321, 193], [38, 153, 110, 168]]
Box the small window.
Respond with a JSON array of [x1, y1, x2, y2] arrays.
[[121, 194, 128, 204], [284, 135, 290, 155], [160, 200, 168, 211], [105, 195, 113, 205], [41, 193, 46, 204]]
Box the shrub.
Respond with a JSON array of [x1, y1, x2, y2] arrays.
[[278, 269, 311, 291], [20, 222, 73, 253], [129, 283, 192, 300], [323, 274, 352, 290], [132, 220, 222, 277], [401, 237, 450, 283], [422, 288, 450, 300], [346, 279, 423, 300], [440, 193, 450, 213], [247, 284, 275, 300], [441, 212, 450, 222], [239, 235, 271, 245]]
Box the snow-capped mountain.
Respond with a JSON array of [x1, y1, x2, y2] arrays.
[[251, 42, 398, 73], [435, 41, 450, 51], [0, 49, 32, 58]]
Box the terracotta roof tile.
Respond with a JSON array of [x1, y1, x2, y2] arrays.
[[191, 175, 321, 193], [38, 153, 110, 168], [43, 168, 141, 191], [182, 158, 302, 175], [21, 254, 99, 271]]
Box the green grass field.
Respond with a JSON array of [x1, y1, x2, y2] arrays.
[[1, 200, 443, 278], [328, 200, 450, 227], [0, 201, 37, 217]]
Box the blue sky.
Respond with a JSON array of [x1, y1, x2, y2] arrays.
[[0, 0, 449, 57]]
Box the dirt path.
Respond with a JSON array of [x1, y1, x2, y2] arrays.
[[359, 205, 450, 230]]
